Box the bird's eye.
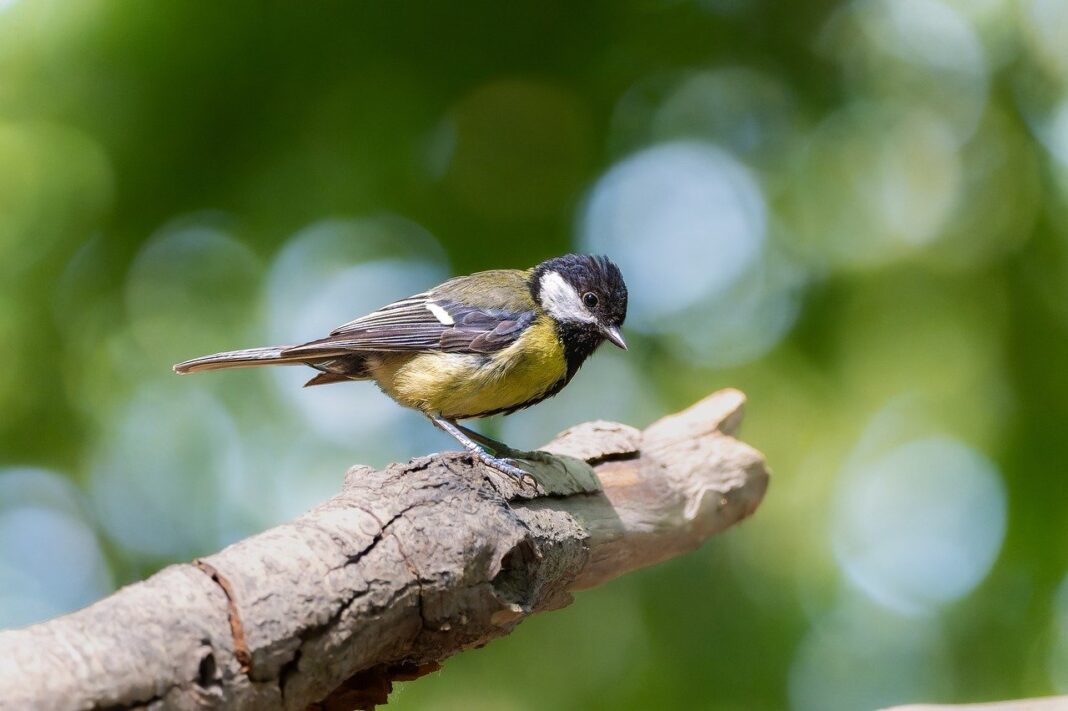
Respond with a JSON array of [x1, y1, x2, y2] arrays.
[[582, 292, 599, 308]]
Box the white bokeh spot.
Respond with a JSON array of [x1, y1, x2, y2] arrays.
[[0, 468, 113, 629], [580, 141, 766, 325], [264, 217, 449, 450], [833, 436, 1007, 614]]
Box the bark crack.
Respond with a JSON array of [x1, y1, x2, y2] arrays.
[[390, 534, 428, 631], [584, 449, 641, 467], [278, 502, 429, 704], [193, 559, 252, 675]]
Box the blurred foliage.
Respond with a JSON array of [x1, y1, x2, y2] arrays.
[[2, 0, 1068, 708]]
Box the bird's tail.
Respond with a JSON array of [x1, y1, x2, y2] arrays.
[[173, 346, 310, 374]]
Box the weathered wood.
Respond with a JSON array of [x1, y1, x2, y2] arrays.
[[0, 388, 769, 711], [885, 700, 1068, 710]]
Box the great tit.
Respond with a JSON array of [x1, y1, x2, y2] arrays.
[[174, 254, 628, 480]]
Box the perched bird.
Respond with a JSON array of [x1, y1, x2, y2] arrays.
[[174, 254, 628, 480]]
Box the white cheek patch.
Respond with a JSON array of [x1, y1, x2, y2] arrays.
[[539, 271, 596, 323], [426, 302, 455, 325]]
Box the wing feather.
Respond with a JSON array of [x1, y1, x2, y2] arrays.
[[281, 289, 535, 358]]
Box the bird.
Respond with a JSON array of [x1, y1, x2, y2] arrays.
[[174, 254, 628, 481]]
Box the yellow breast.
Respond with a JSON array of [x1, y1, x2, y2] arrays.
[[369, 317, 567, 419]]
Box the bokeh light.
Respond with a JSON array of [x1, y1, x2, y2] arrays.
[[580, 140, 766, 324], [927, 108, 1040, 270], [1051, 572, 1068, 693], [821, 0, 989, 143], [1019, 0, 1068, 84], [126, 214, 262, 367], [662, 241, 806, 368], [1040, 99, 1068, 168], [786, 103, 963, 269], [89, 384, 243, 558], [651, 68, 797, 169], [0, 468, 112, 628], [264, 216, 451, 458], [832, 436, 1007, 615], [790, 595, 954, 711]]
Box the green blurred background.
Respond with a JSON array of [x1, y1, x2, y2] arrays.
[[2, 0, 1068, 708]]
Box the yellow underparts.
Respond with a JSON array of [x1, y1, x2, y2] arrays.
[[369, 316, 567, 419]]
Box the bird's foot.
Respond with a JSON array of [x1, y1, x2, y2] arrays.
[[428, 417, 540, 488], [465, 438, 555, 465], [471, 448, 538, 489]]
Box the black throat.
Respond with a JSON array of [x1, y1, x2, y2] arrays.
[[556, 320, 604, 383]]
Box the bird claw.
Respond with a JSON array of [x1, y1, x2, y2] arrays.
[[501, 459, 539, 490], [472, 450, 538, 489], [486, 445, 554, 464]]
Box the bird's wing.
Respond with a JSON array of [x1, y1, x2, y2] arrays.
[[281, 284, 536, 358]]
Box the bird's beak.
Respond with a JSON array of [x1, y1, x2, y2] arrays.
[[602, 324, 628, 350]]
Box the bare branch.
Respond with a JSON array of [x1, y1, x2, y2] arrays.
[[0, 388, 769, 711], [884, 700, 1068, 711]]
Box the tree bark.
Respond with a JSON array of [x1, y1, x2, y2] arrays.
[[0, 388, 769, 711], [885, 700, 1068, 710]]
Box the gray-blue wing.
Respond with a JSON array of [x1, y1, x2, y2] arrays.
[[281, 293, 535, 357]]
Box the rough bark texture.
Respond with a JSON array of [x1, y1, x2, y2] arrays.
[[0, 388, 769, 711]]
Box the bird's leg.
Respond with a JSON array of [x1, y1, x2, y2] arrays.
[[450, 423, 518, 457], [430, 417, 536, 486], [451, 422, 556, 464]]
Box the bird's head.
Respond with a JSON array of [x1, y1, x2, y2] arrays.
[[530, 254, 628, 350]]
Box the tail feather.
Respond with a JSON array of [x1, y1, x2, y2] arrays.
[[173, 346, 308, 374], [303, 371, 354, 387]]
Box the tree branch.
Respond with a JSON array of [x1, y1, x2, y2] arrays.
[[0, 388, 769, 710], [885, 700, 1068, 710]]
